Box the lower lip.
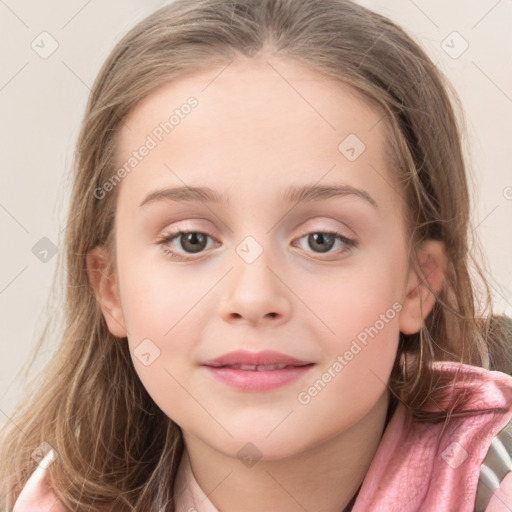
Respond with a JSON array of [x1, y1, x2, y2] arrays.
[[203, 364, 315, 391]]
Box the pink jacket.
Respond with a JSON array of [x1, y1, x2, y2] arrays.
[[13, 362, 512, 511]]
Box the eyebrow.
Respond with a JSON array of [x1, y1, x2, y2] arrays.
[[139, 184, 378, 209]]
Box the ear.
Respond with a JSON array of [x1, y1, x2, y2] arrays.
[[399, 239, 447, 335], [86, 246, 128, 338]]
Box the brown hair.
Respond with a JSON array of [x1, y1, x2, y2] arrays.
[[1, 0, 511, 509]]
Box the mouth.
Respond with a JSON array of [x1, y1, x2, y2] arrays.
[[201, 350, 315, 391], [202, 349, 313, 368], [206, 363, 313, 370]]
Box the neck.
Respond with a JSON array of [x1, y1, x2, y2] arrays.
[[182, 389, 393, 512]]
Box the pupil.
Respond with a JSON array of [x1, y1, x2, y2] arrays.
[[309, 233, 334, 253], [182, 232, 207, 253]]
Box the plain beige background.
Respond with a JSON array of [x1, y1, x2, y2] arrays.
[[1, 0, 511, 423]]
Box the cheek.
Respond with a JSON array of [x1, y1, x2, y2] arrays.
[[294, 267, 403, 432], [119, 252, 204, 336], [309, 290, 401, 406], [306, 249, 406, 344], [305, 246, 406, 394], [122, 294, 203, 427], [120, 271, 201, 366], [115, 255, 205, 420]]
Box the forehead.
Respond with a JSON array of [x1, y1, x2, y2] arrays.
[[114, 56, 398, 214], [118, 56, 387, 147]]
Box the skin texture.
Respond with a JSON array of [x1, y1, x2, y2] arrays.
[[87, 55, 446, 511]]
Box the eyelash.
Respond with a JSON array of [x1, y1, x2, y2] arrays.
[[156, 228, 357, 261]]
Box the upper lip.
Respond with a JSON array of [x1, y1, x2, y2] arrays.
[[202, 350, 313, 367]]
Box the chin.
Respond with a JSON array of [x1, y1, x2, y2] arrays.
[[215, 430, 313, 463]]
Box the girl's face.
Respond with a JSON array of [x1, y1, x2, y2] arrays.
[[90, 56, 435, 460]]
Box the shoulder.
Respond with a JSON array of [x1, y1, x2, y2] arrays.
[[426, 361, 512, 421], [424, 362, 512, 511], [353, 362, 512, 511], [13, 449, 69, 512], [431, 360, 512, 398]]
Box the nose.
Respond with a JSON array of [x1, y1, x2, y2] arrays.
[[218, 243, 291, 326]]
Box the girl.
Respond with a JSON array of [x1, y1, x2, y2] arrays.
[[2, 0, 512, 510]]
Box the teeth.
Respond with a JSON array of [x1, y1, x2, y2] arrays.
[[231, 364, 290, 371], [256, 364, 289, 371]]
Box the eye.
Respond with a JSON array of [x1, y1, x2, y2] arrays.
[[294, 230, 356, 257], [157, 228, 357, 261], [157, 230, 217, 261]]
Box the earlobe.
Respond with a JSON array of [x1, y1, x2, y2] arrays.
[[399, 240, 447, 335], [86, 246, 128, 338]]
